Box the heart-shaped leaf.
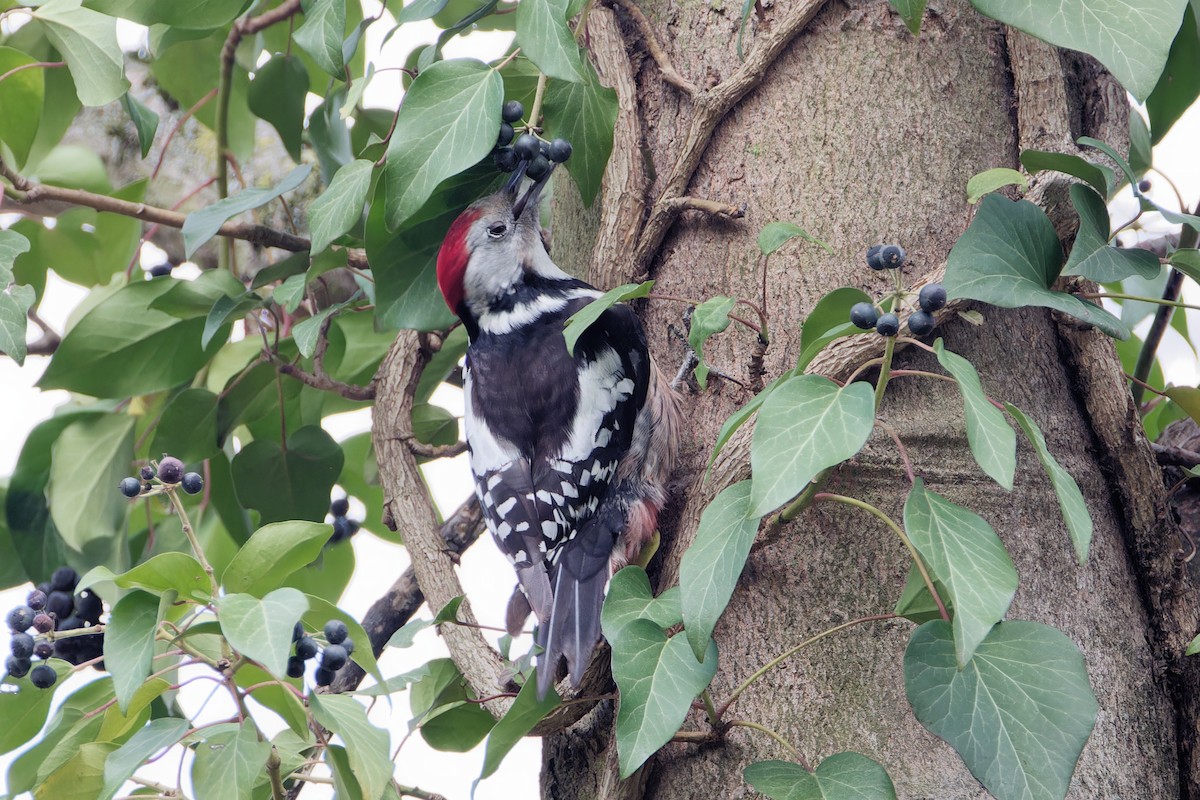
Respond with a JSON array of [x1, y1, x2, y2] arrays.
[[308, 159, 373, 254], [222, 521, 334, 597], [966, 167, 1028, 204], [1064, 185, 1159, 282], [934, 339, 1016, 490], [34, 0, 129, 106], [247, 54, 309, 161], [516, 0, 587, 82], [293, 0, 346, 77], [217, 588, 308, 679], [542, 58, 618, 205], [798, 287, 872, 371], [744, 753, 897, 800], [230, 425, 344, 524], [601, 566, 682, 643]]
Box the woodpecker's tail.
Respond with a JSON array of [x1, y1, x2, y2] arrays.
[[535, 507, 620, 699]]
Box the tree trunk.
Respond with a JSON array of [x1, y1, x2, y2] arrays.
[[538, 0, 1192, 797]]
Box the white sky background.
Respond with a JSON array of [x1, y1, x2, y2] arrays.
[[2, 4, 1200, 799]]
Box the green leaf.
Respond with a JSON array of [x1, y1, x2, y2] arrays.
[[943, 195, 1129, 339], [397, 0, 452, 22], [292, 296, 356, 359], [293, 0, 346, 76], [679, 481, 758, 660], [309, 693, 393, 800], [687, 296, 735, 389], [88, 0, 252, 28], [743, 753, 898, 800], [1140, 192, 1200, 233], [1187, 633, 1200, 656], [1063, 185, 1159, 282], [182, 164, 312, 257], [101, 718, 189, 800], [0, 47, 46, 166], [81, 552, 211, 601], [191, 721, 272, 800], [477, 676, 561, 781], [1019, 149, 1112, 200], [150, 388, 220, 463], [542, 57, 618, 205], [246, 54, 309, 162], [309, 159, 373, 254], [217, 588, 308, 678], [1129, 110, 1152, 176], [233, 662, 311, 739], [221, 521, 334, 596], [383, 59, 503, 229], [797, 287, 872, 371], [47, 413, 134, 561], [887, 0, 928, 34], [34, 0, 129, 106], [0, 274, 36, 366], [749, 375, 875, 517], [966, 167, 1028, 204], [613, 620, 718, 778], [601, 566, 683, 644], [1147, 2, 1200, 142], [905, 620, 1098, 800], [969, 0, 1187, 100], [1169, 248, 1200, 284], [934, 339, 1016, 490], [36, 741, 116, 800], [103, 590, 163, 714], [38, 279, 229, 397], [708, 371, 791, 469], [0, 661, 73, 755], [893, 562, 954, 624], [230, 425, 344, 524], [119, 92, 159, 159], [516, 0, 586, 81], [562, 281, 654, 356], [1005, 404, 1093, 564], [757, 221, 833, 256], [904, 479, 1017, 666]]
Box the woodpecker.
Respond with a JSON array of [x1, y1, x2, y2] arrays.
[[436, 175, 679, 699]]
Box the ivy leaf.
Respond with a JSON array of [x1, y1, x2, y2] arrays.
[[310, 693, 393, 800], [247, 54, 309, 162], [221, 521, 334, 597], [613, 620, 718, 778], [230, 425, 344, 524], [0, 242, 36, 365], [708, 371, 792, 470], [1005, 404, 1093, 564], [309, 159, 373, 254], [477, 676, 561, 782], [562, 281, 654, 356], [34, 0, 129, 106], [758, 221, 833, 256], [966, 167, 1028, 204], [0, 47, 46, 167], [887, 0, 928, 34], [934, 339, 1016, 490], [47, 414, 134, 563], [679, 481, 758, 660], [943, 195, 1129, 339], [182, 164, 312, 257], [397, 0, 451, 23], [516, 0, 587, 82], [1147, 2, 1200, 143], [905, 620, 1098, 800], [1019, 149, 1112, 200], [80, 552, 211, 601], [797, 287, 872, 371], [1063, 185, 1159, 282], [688, 296, 735, 389], [969, 0, 1187, 100], [150, 388, 220, 463], [893, 562, 954, 624], [101, 717, 189, 800], [542, 57, 618, 205], [119, 91, 159, 159], [0, 660, 73, 755], [743, 753, 898, 800], [293, 0, 346, 77], [601, 566, 683, 645], [383, 59, 503, 229], [104, 590, 163, 714], [292, 295, 356, 358], [88, 0, 250, 28], [191, 721, 272, 800], [904, 480, 1017, 666], [1169, 248, 1200, 284], [217, 588, 308, 678], [749, 375, 875, 518]]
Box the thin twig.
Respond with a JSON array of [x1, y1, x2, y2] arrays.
[[0, 60, 63, 86], [606, 0, 696, 94]]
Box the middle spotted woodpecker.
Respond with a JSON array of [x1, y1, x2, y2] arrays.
[[436, 175, 679, 699]]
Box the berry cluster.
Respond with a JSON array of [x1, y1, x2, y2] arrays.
[[288, 619, 355, 687], [119, 455, 203, 499], [849, 244, 947, 338], [328, 496, 360, 545], [5, 567, 107, 688], [491, 100, 572, 181]]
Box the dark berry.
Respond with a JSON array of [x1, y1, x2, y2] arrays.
[[6, 655, 30, 678], [493, 147, 518, 172], [849, 302, 879, 330], [538, 139, 550, 158], [341, 638, 355, 655], [26, 590, 46, 611], [181, 473, 203, 495], [295, 636, 318, 660], [918, 283, 947, 313], [35, 582, 50, 596], [330, 497, 350, 517], [314, 666, 335, 686], [33, 640, 53, 660], [1137, 179, 1151, 193], [7, 606, 34, 632], [878, 244, 906, 269], [29, 663, 56, 689], [10, 633, 34, 659], [866, 244, 886, 270], [324, 619, 348, 645], [501, 100, 524, 124], [74, 590, 103, 624], [157, 457, 184, 484], [119, 477, 142, 498], [45, 591, 73, 621], [331, 516, 353, 542], [907, 310, 936, 336], [525, 154, 551, 181], [293, 622, 305, 642], [547, 138, 572, 163], [497, 121, 514, 147], [513, 133, 540, 161], [286, 656, 305, 679], [875, 313, 900, 337], [32, 614, 54, 634], [50, 567, 79, 593], [321, 644, 348, 671], [140, 465, 156, 481], [148, 264, 172, 278]]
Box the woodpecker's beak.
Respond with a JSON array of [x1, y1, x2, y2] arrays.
[[512, 164, 556, 221], [503, 161, 528, 197]]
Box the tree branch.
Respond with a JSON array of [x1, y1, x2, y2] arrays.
[[268, 314, 376, 401], [605, 0, 696, 95]]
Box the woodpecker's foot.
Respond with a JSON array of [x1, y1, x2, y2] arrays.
[[671, 350, 699, 390]]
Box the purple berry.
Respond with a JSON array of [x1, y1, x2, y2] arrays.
[[157, 457, 184, 484], [30, 663, 56, 689]]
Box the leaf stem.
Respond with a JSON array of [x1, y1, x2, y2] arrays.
[[700, 689, 719, 726], [267, 746, 286, 800], [875, 334, 895, 409], [726, 719, 809, 768], [528, 73, 549, 133], [0, 60, 64, 86], [166, 487, 219, 597], [1079, 290, 1200, 311]]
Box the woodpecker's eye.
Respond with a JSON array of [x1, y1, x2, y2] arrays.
[[487, 222, 508, 239]]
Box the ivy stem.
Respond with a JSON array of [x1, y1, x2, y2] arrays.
[[726, 719, 809, 769], [267, 747, 286, 800], [1080, 290, 1200, 311], [528, 73, 548, 133], [813, 493, 948, 622], [166, 487, 219, 598], [875, 419, 915, 484], [700, 689, 719, 726], [716, 614, 898, 719], [1124, 371, 1168, 398], [0, 60, 64, 86], [874, 334, 896, 410]]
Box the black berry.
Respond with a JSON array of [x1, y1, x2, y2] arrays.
[[33, 640, 53, 660], [324, 619, 348, 645], [497, 122, 514, 147], [6, 655, 30, 679], [74, 590, 103, 624], [907, 310, 936, 336], [501, 100, 524, 124], [1137, 179, 1151, 193], [875, 313, 900, 337], [341, 638, 355, 655], [330, 497, 350, 517], [314, 666, 335, 686], [157, 457, 184, 484], [119, 477, 142, 498], [45, 591, 73, 620], [538, 139, 550, 158], [140, 466, 156, 481], [295, 636, 318, 660], [849, 302, 879, 330], [918, 284, 947, 313], [332, 516, 354, 542], [525, 154, 551, 181], [547, 138, 572, 163], [50, 567, 78, 593], [32, 614, 54, 634], [513, 133, 540, 161], [7, 606, 34, 632], [10, 633, 34, 659], [26, 590, 46, 611], [866, 245, 886, 270], [293, 622, 305, 642], [321, 644, 348, 671], [148, 264, 172, 278], [286, 656, 305, 679], [181, 473, 203, 495], [493, 147, 518, 172], [29, 663, 56, 689], [878, 244, 906, 269]]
